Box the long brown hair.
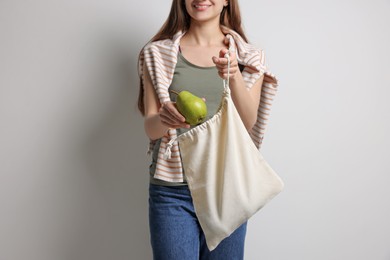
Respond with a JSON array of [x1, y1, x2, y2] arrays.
[[137, 0, 248, 115]]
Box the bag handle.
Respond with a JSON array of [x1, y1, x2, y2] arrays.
[[223, 34, 235, 95]]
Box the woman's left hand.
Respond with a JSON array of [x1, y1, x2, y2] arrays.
[[212, 48, 239, 80]]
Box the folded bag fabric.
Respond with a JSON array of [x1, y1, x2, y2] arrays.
[[164, 46, 284, 251]]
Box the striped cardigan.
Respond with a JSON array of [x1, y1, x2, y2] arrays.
[[138, 26, 279, 183]]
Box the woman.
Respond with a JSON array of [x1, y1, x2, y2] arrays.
[[137, 0, 279, 259]]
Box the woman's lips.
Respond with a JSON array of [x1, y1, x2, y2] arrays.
[[193, 4, 211, 11]]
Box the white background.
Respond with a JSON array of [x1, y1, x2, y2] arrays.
[[1, 0, 390, 259]]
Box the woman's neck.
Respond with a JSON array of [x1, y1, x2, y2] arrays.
[[183, 21, 225, 47]]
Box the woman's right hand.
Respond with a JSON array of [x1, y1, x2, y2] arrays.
[[159, 101, 190, 129]]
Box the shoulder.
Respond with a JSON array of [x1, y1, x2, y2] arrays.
[[142, 38, 177, 55], [138, 35, 181, 79], [236, 41, 266, 72], [223, 29, 278, 87], [222, 28, 265, 68]]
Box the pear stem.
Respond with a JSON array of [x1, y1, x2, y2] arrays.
[[169, 89, 180, 96]]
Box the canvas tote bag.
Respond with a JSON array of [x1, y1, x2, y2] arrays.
[[164, 50, 284, 251]]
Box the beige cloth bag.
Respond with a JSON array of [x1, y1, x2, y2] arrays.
[[164, 53, 284, 251]]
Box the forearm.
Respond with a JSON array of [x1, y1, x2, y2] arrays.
[[144, 114, 169, 140], [229, 73, 260, 130]]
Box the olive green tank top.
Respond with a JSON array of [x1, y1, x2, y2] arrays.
[[149, 50, 224, 186]]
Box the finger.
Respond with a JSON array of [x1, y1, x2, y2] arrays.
[[218, 71, 239, 79], [214, 61, 226, 69], [160, 113, 181, 126], [219, 48, 229, 58], [216, 67, 238, 79], [201, 97, 206, 102], [162, 102, 186, 122], [219, 67, 238, 74], [213, 57, 228, 65], [223, 50, 237, 62], [160, 114, 190, 129], [212, 56, 219, 65], [160, 103, 191, 128], [218, 71, 226, 79], [215, 62, 237, 70]]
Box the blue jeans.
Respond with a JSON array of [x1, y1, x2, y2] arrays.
[[148, 183, 247, 260]]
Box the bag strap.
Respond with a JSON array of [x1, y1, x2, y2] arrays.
[[223, 34, 235, 95]]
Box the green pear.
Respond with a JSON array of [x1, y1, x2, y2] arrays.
[[175, 90, 207, 125]]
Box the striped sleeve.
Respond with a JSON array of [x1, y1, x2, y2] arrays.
[[245, 50, 279, 149], [140, 37, 185, 182]]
